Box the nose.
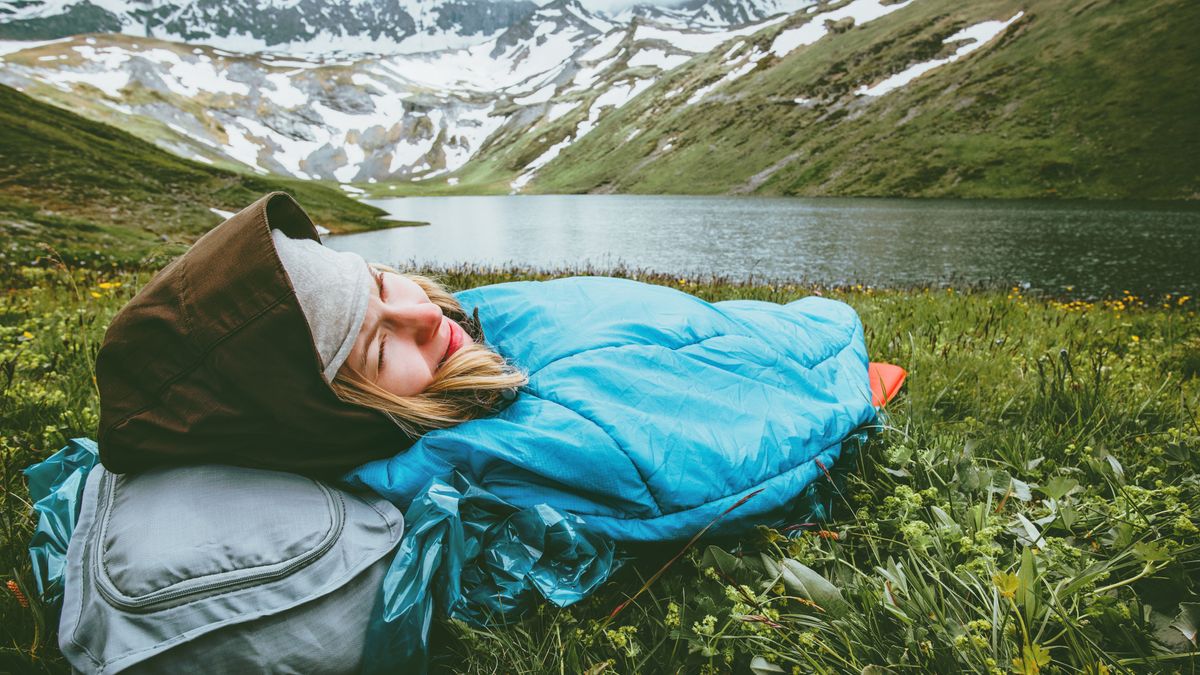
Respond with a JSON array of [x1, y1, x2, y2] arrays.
[[380, 300, 443, 342]]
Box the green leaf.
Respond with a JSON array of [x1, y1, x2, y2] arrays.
[[1017, 546, 1042, 622], [1040, 476, 1080, 500], [1012, 643, 1052, 674], [1132, 541, 1171, 563], [1011, 513, 1048, 548], [701, 545, 743, 576], [762, 555, 848, 616], [929, 505, 962, 538], [1170, 603, 1200, 646], [988, 472, 1033, 502], [749, 656, 786, 674], [1058, 503, 1078, 530]]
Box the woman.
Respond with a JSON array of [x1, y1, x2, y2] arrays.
[[95, 191, 524, 476]]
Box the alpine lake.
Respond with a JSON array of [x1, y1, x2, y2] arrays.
[[325, 195, 1200, 298]]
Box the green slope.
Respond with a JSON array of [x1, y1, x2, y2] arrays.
[[526, 0, 1199, 199], [0, 83, 397, 264]]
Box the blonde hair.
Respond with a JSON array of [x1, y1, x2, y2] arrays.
[[330, 267, 527, 437]]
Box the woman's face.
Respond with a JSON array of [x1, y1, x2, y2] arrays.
[[342, 269, 474, 396]]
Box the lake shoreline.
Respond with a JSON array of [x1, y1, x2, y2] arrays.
[[331, 194, 1200, 298]]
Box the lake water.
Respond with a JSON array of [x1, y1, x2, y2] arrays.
[[326, 195, 1200, 297]]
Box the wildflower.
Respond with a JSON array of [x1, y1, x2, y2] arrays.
[[1180, 296, 1192, 305], [1130, 335, 1139, 343], [98, 281, 122, 289], [993, 572, 1019, 599], [20, 330, 33, 340], [604, 625, 640, 658], [693, 614, 718, 637], [6, 580, 28, 608], [665, 601, 681, 628], [1173, 514, 1198, 536], [90, 291, 102, 298], [1012, 643, 1051, 675], [967, 619, 992, 632]]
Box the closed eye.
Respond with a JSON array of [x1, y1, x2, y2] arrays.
[[376, 270, 386, 379]]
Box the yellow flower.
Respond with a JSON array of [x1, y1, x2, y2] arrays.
[[993, 572, 1019, 599], [90, 291, 102, 298], [98, 281, 122, 289], [1130, 335, 1140, 343], [1180, 296, 1192, 305], [21, 330, 34, 339]]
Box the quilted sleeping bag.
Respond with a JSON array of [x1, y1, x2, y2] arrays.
[[344, 276, 877, 542]]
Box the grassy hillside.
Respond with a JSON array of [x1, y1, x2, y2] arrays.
[[0, 83, 402, 265], [523, 0, 1199, 199], [1, 260, 1197, 673]]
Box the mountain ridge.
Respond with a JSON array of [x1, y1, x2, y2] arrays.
[[0, 82, 399, 264], [1, 0, 1196, 200]]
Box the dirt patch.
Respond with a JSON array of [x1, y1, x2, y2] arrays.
[[730, 150, 802, 194]]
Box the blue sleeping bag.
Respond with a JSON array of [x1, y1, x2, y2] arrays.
[[345, 276, 876, 543]]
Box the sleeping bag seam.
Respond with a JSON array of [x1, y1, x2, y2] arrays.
[[710, 302, 854, 369], [524, 334, 865, 517], [533, 327, 857, 391], [585, 434, 850, 525], [530, 331, 721, 375], [520, 388, 664, 516]]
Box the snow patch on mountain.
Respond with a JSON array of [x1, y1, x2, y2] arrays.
[[770, 0, 912, 58], [856, 11, 1023, 97], [627, 47, 690, 69]]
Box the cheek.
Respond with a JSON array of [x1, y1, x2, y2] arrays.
[[381, 355, 436, 397]]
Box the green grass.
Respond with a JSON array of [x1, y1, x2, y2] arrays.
[[1, 255, 1197, 673]]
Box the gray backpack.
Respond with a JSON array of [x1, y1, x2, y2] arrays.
[[58, 463, 404, 674]]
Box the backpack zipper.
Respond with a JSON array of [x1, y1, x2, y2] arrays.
[[91, 470, 346, 613]]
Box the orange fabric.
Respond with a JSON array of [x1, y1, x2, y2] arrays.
[[868, 362, 907, 408]]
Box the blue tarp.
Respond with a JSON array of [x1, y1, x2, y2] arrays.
[[361, 471, 618, 674], [24, 438, 98, 610]]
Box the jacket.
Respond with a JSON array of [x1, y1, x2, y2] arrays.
[[96, 192, 416, 475]]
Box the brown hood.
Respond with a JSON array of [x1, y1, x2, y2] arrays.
[[96, 192, 417, 475]]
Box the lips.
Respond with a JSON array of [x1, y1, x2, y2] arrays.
[[441, 318, 465, 365]]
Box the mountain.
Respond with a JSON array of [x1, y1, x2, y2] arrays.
[[612, 0, 815, 29], [0, 0, 541, 54], [1, 0, 1196, 200], [531, 0, 1199, 199], [0, 82, 396, 264], [0, 0, 809, 186]]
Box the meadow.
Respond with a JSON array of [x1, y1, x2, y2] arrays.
[[1, 252, 1197, 674]]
